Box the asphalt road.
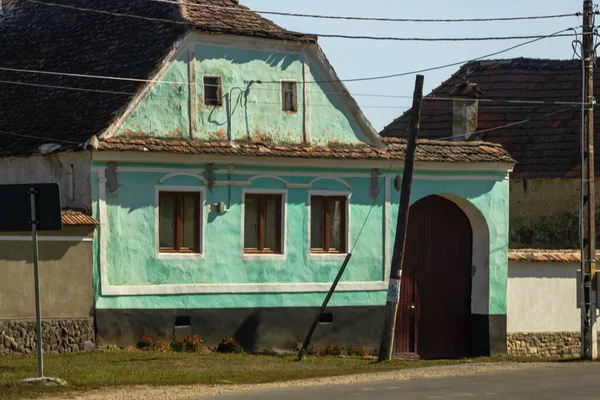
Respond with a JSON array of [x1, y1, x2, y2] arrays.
[[208, 363, 600, 400]]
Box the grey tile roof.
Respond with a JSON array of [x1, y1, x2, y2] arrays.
[[0, 0, 312, 157]]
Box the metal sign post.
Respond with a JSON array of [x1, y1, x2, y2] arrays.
[[29, 188, 43, 377], [0, 184, 62, 380]]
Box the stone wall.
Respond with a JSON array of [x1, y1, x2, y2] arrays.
[[0, 318, 95, 355], [507, 332, 600, 358]]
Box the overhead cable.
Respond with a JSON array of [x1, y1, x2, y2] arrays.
[[155, 0, 580, 24], [25, 1, 587, 42]]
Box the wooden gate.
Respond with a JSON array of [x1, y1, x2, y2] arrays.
[[394, 195, 473, 359]]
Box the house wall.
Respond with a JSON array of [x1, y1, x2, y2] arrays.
[[506, 260, 586, 358], [115, 37, 369, 146], [0, 152, 92, 211], [510, 178, 600, 249], [0, 226, 95, 355], [91, 159, 510, 351]]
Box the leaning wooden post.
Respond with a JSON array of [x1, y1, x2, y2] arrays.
[[378, 74, 424, 362]]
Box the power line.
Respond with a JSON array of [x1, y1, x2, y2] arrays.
[[25, 0, 587, 42], [0, 130, 83, 145], [0, 74, 589, 107], [0, 27, 581, 94], [155, 0, 580, 24]]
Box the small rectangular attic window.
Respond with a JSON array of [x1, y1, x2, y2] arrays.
[[281, 81, 298, 112], [204, 76, 222, 106]]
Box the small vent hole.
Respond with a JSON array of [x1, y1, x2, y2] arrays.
[[175, 316, 191, 326], [318, 313, 333, 324]]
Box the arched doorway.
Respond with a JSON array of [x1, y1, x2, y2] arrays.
[[394, 195, 473, 359]]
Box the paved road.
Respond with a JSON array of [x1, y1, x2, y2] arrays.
[[208, 363, 600, 400]]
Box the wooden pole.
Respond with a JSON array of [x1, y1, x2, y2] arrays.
[[298, 253, 353, 360], [581, 0, 597, 360], [378, 75, 424, 362]]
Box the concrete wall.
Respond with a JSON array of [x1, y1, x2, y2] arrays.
[[510, 178, 600, 249], [0, 152, 92, 211], [507, 260, 580, 333], [0, 226, 95, 318]]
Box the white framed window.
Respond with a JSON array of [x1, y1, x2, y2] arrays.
[[203, 75, 222, 106], [241, 189, 287, 260], [308, 191, 351, 259], [155, 186, 205, 259], [281, 80, 298, 113]]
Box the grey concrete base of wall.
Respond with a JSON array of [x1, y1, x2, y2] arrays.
[[0, 318, 95, 355], [507, 332, 600, 358]]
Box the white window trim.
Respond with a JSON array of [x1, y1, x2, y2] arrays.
[[240, 188, 287, 261], [307, 190, 351, 260], [202, 74, 223, 107], [280, 79, 298, 113], [155, 185, 206, 260]]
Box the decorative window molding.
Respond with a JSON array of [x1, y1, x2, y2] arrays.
[[308, 190, 351, 260], [155, 186, 206, 260], [240, 188, 287, 260]]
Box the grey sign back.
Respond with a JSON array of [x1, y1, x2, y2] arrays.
[[0, 184, 62, 232]]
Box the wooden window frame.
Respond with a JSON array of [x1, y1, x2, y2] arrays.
[[203, 75, 222, 107], [244, 193, 283, 254], [310, 195, 347, 254], [159, 191, 201, 254], [281, 80, 298, 113]]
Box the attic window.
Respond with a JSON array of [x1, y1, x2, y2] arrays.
[[204, 76, 222, 106], [281, 81, 298, 113]]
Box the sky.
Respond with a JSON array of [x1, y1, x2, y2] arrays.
[[241, 0, 585, 131]]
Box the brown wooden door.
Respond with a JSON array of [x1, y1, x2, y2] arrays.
[[394, 195, 473, 359]]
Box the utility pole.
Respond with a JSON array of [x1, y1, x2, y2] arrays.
[[581, 0, 597, 360], [378, 74, 424, 362]]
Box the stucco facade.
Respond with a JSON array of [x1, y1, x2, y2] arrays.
[[91, 157, 511, 351]]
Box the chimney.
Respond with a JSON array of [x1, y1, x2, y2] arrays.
[[449, 80, 483, 141]]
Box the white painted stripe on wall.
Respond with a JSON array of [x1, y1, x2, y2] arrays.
[[0, 236, 92, 242], [101, 281, 388, 296]]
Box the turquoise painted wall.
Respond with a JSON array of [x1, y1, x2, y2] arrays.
[[113, 42, 370, 145], [92, 162, 510, 315], [117, 51, 190, 138]]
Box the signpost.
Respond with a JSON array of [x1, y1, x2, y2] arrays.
[[0, 184, 62, 378]]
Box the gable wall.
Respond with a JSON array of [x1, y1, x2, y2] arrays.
[[113, 37, 371, 146]]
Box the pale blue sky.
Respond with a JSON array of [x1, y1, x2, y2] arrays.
[[243, 0, 583, 131]]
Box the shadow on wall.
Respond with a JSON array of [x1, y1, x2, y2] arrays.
[[0, 240, 76, 262]]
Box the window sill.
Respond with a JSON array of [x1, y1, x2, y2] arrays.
[[157, 252, 205, 260], [308, 252, 349, 261], [241, 252, 286, 261]]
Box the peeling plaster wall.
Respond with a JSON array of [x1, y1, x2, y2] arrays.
[[0, 151, 91, 210], [510, 178, 600, 249], [91, 162, 509, 317], [117, 51, 190, 138], [113, 41, 371, 145]]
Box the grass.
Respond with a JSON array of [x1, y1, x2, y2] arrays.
[[0, 350, 502, 399]]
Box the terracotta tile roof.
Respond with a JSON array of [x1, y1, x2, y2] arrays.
[[93, 136, 515, 164], [508, 249, 600, 263], [61, 209, 98, 226], [0, 0, 312, 157], [181, 0, 315, 42], [380, 58, 597, 179]]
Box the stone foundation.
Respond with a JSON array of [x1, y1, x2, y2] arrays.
[[0, 318, 95, 355], [506, 332, 599, 358]]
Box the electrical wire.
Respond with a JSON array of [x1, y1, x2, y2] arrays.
[[155, 0, 581, 24], [25, 0, 588, 42], [0, 130, 83, 145]]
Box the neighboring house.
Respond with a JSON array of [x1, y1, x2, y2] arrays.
[[0, 0, 514, 358], [381, 57, 599, 356]]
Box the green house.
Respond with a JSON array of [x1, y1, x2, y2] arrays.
[[0, 1, 513, 358]]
